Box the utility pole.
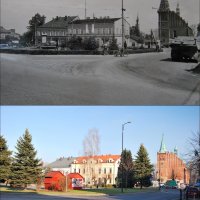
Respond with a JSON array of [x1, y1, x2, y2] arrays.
[[121, 0, 125, 55]]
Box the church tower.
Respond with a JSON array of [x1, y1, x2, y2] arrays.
[[176, 2, 180, 16], [158, 0, 170, 45]]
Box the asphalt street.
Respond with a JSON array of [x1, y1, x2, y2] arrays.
[[1, 190, 179, 200], [1, 49, 199, 105]]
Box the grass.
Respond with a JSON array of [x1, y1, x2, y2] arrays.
[[0, 186, 158, 196]]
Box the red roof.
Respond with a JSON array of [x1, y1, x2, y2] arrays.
[[75, 154, 120, 164], [45, 171, 64, 178], [68, 173, 84, 179]]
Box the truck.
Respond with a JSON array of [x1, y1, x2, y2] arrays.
[[170, 36, 199, 62]]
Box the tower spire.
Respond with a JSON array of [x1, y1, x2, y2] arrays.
[[159, 134, 167, 153], [158, 0, 170, 12], [176, 1, 180, 16]]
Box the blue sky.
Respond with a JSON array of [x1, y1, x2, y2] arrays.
[[1, 106, 199, 164]]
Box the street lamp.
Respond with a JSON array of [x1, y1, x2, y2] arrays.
[[121, 121, 131, 193]]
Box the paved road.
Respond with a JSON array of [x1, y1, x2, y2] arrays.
[[1, 50, 199, 105], [1, 190, 179, 200]]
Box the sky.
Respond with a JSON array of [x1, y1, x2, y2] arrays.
[[1, 0, 199, 34], [1, 106, 199, 165]]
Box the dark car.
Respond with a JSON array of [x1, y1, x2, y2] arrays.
[[185, 187, 200, 199]]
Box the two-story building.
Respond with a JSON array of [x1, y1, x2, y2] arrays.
[[71, 155, 121, 186], [36, 16, 131, 47]]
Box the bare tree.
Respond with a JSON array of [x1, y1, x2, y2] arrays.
[[187, 132, 200, 181], [82, 129, 100, 186], [83, 129, 100, 157]]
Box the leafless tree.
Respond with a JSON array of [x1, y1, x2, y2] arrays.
[[83, 129, 100, 157], [187, 132, 200, 179], [82, 129, 100, 186]]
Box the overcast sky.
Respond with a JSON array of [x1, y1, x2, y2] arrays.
[[1, 0, 199, 34]]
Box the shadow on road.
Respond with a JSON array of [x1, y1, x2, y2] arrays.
[[160, 58, 197, 63]]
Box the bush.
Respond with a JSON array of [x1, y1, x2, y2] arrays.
[[83, 37, 99, 50]]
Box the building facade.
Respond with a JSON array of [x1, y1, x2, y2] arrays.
[[0, 26, 20, 41], [157, 136, 190, 184], [71, 155, 120, 186], [36, 16, 131, 47], [158, 0, 193, 45]]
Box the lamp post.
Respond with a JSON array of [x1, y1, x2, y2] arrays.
[[121, 121, 131, 193]]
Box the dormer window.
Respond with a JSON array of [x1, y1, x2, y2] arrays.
[[83, 159, 87, 164]]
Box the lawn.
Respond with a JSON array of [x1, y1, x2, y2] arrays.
[[0, 185, 158, 196]]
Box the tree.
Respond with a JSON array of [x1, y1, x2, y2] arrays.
[[109, 35, 118, 51], [117, 149, 134, 188], [198, 24, 200, 36], [187, 132, 200, 178], [0, 135, 12, 184], [82, 129, 100, 186], [83, 37, 99, 50], [21, 13, 45, 45], [11, 129, 42, 188], [134, 144, 153, 189]]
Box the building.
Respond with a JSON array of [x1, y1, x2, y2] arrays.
[[158, 0, 193, 45], [36, 16, 131, 47], [0, 26, 20, 42], [44, 171, 65, 191], [157, 135, 190, 184], [67, 173, 84, 190], [46, 157, 76, 175], [71, 155, 121, 186], [36, 16, 79, 46]]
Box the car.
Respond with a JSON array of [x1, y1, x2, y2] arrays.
[[0, 44, 10, 49], [185, 187, 200, 199]]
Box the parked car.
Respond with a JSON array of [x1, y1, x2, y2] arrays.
[[185, 187, 200, 199], [0, 44, 10, 49]]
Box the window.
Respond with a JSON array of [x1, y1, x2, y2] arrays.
[[99, 168, 101, 174], [83, 168, 85, 174], [78, 29, 81, 34], [74, 168, 76, 173], [104, 168, 106, 174], [110, 168, 112, 174], [78, 169, 80, 173]]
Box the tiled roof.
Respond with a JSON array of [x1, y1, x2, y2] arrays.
[[47, 157, 76, 168], [75, 154, 120, 163], [39, 16, 78, 28], [71, 18, 121, 24]]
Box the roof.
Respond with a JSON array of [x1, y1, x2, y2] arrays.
[[45, 171, 64, 178], [47, 157, 76, 168], [39, 16, 78, 28], [68, 173, 84, 179], [71, 18, 121, 24], [74, 154, 120, 164], [159, 134, 167, 153]]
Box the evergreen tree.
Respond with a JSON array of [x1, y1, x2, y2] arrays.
[[117, 149, 134, 188], [134, 144, 153, 189], [0, 135, 12, 183], [11, 129, 42, 188]]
